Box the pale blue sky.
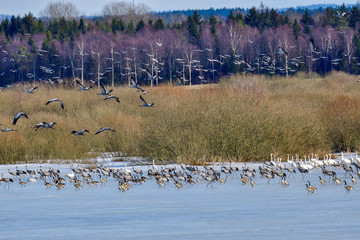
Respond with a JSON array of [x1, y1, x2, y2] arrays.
[[1, 0, 357, 16]]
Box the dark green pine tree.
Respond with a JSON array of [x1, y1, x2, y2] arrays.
[[244, 7, 259, 28], [282, 15, 290, 25], [16, 15, 24, 35], [292, 19, 301, 40], [9, 16, 18, 36], [126, 20, 136, 35], [48, 19, 60, 36], [154, 18, 165, 30], [300, 8, 314, 34], [193, 10, 202, 25], [1, 18, 11, 38], [235, 12, 244, 24], [111, 18, 119, 34], [41, 31, 52, 53], [38, 30, 52, 78], [22, 12, 35, 35], [136, 19, 145, 32], [78, 17, 86, 34], [269, 9, 280, 28], [209, 13, 217, 35], [118, 18, 126, 31], [41, 31, 61, 76], [28, 36, 37, 53], [337, 4, 349, 27], [69, 19, 77, 38], [226, 11, 236, 24], [352, 34, 360, 74], [57, 17, 68, 42], [27, 36, 37, 82], [36, 19, 45, 33], [349, 6, 360, 29], [187, 15, 200, 42], [339, 3, 347, 14], [193, 10, 203, 37]]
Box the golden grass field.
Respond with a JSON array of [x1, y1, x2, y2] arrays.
[[1, 72, 360, 164]]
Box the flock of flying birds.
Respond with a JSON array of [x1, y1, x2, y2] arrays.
[[1, 78, 154, 134]]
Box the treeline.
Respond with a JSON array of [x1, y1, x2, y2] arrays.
[[159, 4, 355, 23], [0, 4, 360, 87]]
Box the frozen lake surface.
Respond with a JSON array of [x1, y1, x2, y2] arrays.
[[1, 158, 360, 239]]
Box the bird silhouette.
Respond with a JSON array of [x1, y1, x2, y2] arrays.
[[76, 80, 92, 91], [130, 76, 147, 94], [32, 122, 56, 130], [139, 95, 154, 107], [1, 128, 16, 132], [95, 127, 116, 135], [46, 98, 64, 109], [104, 95, 120, 103], [13, 112, 28, 125], [23, 86, 38, 94], [97, 82, 113, 95], [71, 129, 89, 136], [309, 38, 320, 53]]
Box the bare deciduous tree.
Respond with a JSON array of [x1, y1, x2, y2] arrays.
[[276, 26, 295, 77], [343, 28, 355, 73], [77, 41, 85, 84], [227, 23, 243, 55], [102, 1, 150, 22], [40, 1, 80, 20]]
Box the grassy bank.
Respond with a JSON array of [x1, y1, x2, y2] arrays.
[[0, 72, 359, 164]]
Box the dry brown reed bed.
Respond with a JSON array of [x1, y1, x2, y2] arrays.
[[0, 72, 359, 164]]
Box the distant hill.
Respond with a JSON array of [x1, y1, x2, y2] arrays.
[[0, 3, 357, 20], [277, 3, 356, 12], [157, 3, 357, 19], [293, 3, 356, 10]]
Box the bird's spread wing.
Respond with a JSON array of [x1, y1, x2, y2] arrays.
[[137, 88, 147, 94], [46, 98, 57, 105], [130, 76, 137, 88], [46, 98, 64, 109], [145, 68, 152, 77], [95, 127, 115, 135], [59, 100, 64, 109], [95, 127, 105, 135], [80, 129, 89, 134], [13, 112, 28, 125], [310, 38, 315, 51], [140, 95, 147, 105], [76, 80, 85, 89], [29, 87, 38, 92], [175, 74, 183, 84], [99, 82, 106, 94], [106, 95, 120, 102], [105, 95, 119, 102], [104, 95, 117, 101]]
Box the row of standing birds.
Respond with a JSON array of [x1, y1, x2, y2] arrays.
[[1, 78, 154, 134], [264, 152, 360, 192], [0, 153, 359, 193]]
